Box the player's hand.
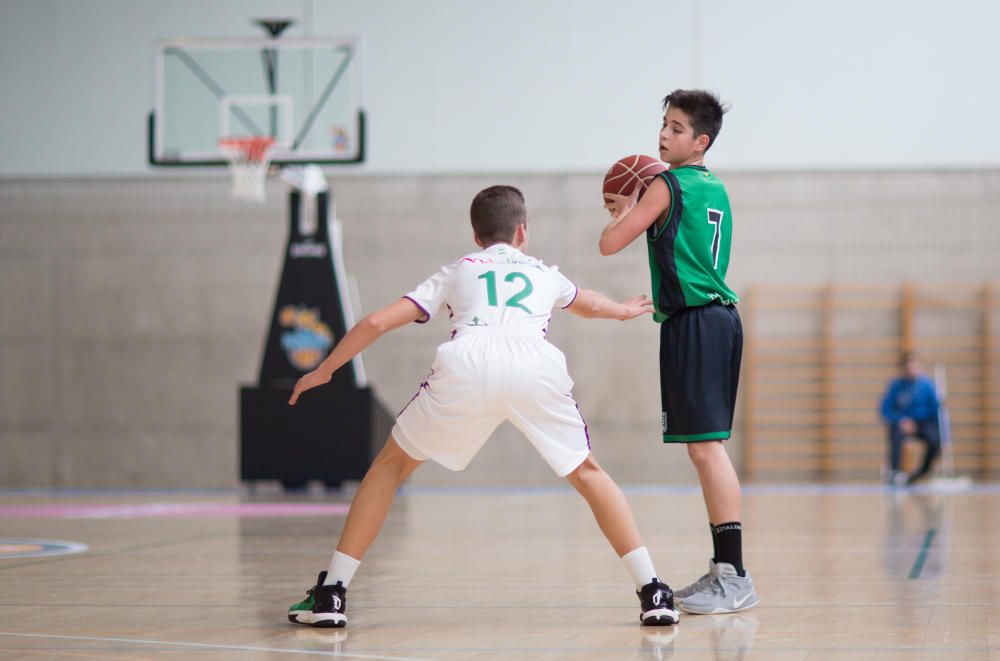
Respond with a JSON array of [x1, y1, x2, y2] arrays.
[[603, 185, 642, 221], [900, 417, 917, 435], [619, 294, 654, 320], [288, 369, 332, 406]]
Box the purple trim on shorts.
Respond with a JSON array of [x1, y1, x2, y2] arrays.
[[574, 402, 591, 450], [447, 304, 456, 340], [561, 286, 580, 309], [403, 296, 431, 323], [397, 369, 434, 417]]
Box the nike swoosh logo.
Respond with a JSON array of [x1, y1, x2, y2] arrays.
[[733, 592, 752, 609]]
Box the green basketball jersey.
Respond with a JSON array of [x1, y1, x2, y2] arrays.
[[646, 166, 739, 322]]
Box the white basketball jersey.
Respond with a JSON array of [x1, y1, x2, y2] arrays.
[[404, 243, 578, 337]]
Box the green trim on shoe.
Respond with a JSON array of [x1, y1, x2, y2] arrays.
[[288, 571, 326, 625], [288, 592, 316, 624]]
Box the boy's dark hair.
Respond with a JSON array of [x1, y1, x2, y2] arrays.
[[662, 89, 729, 151], [470, 185, 527, 245]]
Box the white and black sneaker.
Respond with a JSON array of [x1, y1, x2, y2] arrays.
[[288, 571, 348, 627], [637, 578, 680, 626]]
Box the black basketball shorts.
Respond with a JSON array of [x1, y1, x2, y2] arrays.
[[659, 303, 742, 443]]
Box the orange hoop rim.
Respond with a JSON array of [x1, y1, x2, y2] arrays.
[[218, 136, 276, 162]]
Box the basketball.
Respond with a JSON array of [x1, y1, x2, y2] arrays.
[[602, 154, 667, 204]]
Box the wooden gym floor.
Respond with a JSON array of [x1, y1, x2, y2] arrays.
[[0, 482, 998, 660]]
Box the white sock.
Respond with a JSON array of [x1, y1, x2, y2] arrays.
[[323, 550, 361, 587], [622, 546, 658, 589]]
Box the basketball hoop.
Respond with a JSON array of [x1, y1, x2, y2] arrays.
[[219, 136, 276, 202]]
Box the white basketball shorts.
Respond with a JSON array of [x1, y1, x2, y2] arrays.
[[392, 331, 591, 476]]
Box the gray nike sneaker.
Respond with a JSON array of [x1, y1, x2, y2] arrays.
[[677, 562, 759, 615], [673, 559, 717, 602]]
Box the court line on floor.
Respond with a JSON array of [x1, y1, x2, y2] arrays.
[[1, 638, 991, 658], [400, 482, 1000, 496], [908, 527, 937, 579], [0, 502, 350, 519], [0, 632, 429, 661], [2, 483, 997, 498], [0, 487, 239, 496], [4, 601, 999, 611]]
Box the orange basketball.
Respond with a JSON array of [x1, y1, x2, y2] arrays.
[[602, 154, 667, 204]]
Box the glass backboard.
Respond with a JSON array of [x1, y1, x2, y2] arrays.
[[149, 36, 364, 166]]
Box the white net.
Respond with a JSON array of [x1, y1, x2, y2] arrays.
[[219, 137, 276, 202]]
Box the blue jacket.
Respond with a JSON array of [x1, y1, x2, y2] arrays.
[[879, 376, 939, 425]]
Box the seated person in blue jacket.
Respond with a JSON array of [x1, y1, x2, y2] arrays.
[[879, 352, 941, 485]]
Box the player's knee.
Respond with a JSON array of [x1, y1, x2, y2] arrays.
[[687, 440, 721, 467], [374, 437, 421, 477], [566, 454, 602, 489]]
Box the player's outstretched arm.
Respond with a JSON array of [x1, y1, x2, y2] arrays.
[[599, 176, 671, 255], [288, 298, 424, 405], [567, 290, 654, 321]]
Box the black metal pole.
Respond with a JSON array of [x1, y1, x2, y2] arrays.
[[254, 20, 294, 139]]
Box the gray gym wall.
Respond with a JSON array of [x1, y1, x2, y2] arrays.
[[2, 0, 998, 487]]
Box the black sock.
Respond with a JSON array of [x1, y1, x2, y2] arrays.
[[711, 521, 745, 577]]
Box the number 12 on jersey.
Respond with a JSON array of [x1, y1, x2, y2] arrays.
[[478, 270, 534, 313]]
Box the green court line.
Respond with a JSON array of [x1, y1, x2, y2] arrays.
[[908, 528, 937, 579]]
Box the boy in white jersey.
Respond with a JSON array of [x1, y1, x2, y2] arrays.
[[285, 185, 679, 628]]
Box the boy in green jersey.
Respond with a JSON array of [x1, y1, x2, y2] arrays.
[[598, 89, 758, 614]]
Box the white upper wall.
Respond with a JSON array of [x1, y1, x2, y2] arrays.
[[1, 0, 997, 176]]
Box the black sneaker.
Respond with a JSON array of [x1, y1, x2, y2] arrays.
[[637, 578, 679, 626], [288, 571, 348, 627]]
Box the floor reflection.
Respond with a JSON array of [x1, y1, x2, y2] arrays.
[[885, 489, 951, 580], [640, 612, 759, 660]]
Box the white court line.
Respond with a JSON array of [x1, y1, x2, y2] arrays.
[[0, 632, 430, 661]]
